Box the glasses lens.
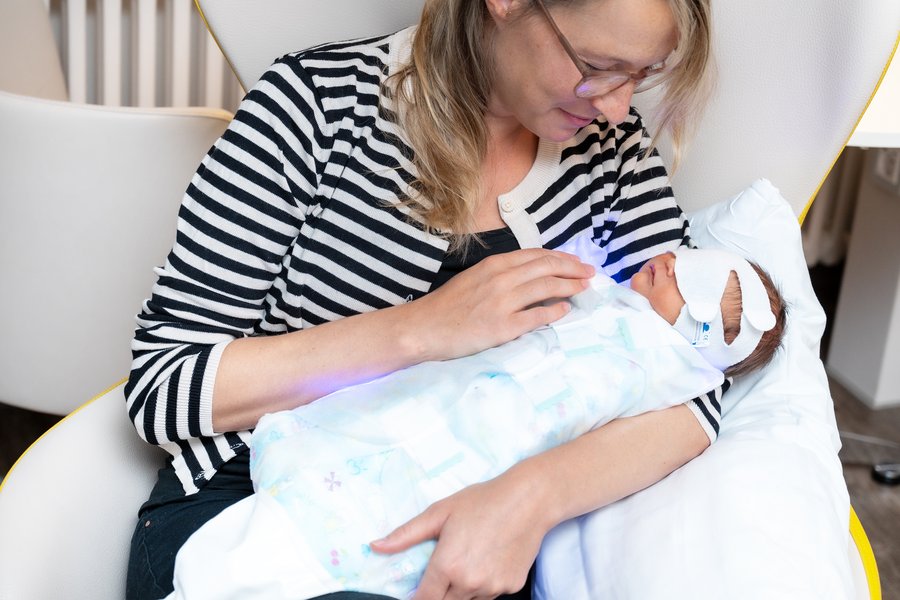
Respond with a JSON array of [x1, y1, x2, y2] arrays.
[[575, 74, 630, 98], [576, 71, 667, 98], [633, 72, 666, 93]]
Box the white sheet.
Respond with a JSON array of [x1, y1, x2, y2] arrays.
[[534, 179, 853, 599]]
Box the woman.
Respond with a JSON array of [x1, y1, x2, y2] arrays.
[[125, 0, 717, 598]]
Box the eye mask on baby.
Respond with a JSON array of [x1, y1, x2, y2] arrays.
[[672, 248, 776, 371]]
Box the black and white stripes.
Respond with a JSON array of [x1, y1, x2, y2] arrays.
[[126, 29, 721, 494]]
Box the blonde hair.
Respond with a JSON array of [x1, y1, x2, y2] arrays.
[[650, 0, 714, 167], [391, 0, 493, 246], [390, 0, 714, 243]]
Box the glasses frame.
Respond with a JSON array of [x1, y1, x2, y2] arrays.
[[533, 0, 668, 98]]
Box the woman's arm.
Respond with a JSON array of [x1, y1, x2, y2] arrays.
[[371, 403, 708, 599], [212, 248, 595, 432]]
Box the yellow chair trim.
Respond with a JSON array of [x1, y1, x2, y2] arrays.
[[194, 0, 247, 94], [799, 32, 900, 225], [850, 505, 882, 600], [0, 377, 128, 495]]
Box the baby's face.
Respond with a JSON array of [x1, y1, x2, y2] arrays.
[[629, 252, 686, 324]]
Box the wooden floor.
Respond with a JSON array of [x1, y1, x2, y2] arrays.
[[1, 264, 899, 597]]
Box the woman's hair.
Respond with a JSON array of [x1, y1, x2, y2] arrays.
[[724, 263, 788, 379], [390, 0, 714, 245], [390, 0, 494, 246], [649, 0, 714, 167]]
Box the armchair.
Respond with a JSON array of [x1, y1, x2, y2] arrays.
[[0, 1, 897, 598]]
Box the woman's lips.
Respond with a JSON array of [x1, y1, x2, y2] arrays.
[[561, 109, 594, 128]]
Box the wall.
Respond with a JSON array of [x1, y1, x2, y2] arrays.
[[827, 148, 900, 409]]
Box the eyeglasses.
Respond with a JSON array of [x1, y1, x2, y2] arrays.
[[533, 0, 668, 98]]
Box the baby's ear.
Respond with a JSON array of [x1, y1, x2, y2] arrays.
[[720, 272, 743, 344], [729, 270, 741, 293]]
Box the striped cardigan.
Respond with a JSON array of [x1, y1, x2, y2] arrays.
[[126, 28, 724, 495]]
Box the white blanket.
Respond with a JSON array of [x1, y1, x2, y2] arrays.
[[167, 264, 723, 600]]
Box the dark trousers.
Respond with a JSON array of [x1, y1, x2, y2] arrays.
[[125, 452, 531, 600]]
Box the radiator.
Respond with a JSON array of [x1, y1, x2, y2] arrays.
[[47, 0, 242, 110]]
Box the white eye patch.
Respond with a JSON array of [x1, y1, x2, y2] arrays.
[[672, 248, 776, 371]]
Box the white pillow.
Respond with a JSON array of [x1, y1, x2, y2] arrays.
[[534, 179, 854, 600]]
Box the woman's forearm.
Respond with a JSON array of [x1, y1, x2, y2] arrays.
[[212, 301, 432, 432], [510, 403, 711, 531]]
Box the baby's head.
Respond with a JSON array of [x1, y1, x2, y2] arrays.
[[630, 248, 787, 377]]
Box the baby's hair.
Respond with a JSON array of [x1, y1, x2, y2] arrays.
[[723, 263, 787, 378]]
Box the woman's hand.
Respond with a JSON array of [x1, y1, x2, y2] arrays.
[[409, 248, 595, 362], [212, 248, 592, 432], [370, 467, 547, 600], [368, 407, 711, 599]]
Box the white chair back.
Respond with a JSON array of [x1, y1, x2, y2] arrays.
[[197, 0, 426, 91], [0, 94, 231, 414], [0, 384, 165, 600], [634, 2, 900, 216]]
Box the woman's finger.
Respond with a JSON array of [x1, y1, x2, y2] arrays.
[[481, 246, 586, 271], [369, 504, 446, 554], [509, 299, 574, 333], [404, 247, 596, 361], [484, 249, 596, 288], [410, 565, 451, 600]]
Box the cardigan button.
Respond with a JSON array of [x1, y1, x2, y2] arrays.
[[500, 200, 514, 213]]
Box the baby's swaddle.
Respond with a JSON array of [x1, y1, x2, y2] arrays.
[[168, 273, 723, 600]]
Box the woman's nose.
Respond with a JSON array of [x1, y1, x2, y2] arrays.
[[589, 81, 635, 126]]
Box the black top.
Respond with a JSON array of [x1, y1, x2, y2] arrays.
[[430, 227, 522, 291]]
